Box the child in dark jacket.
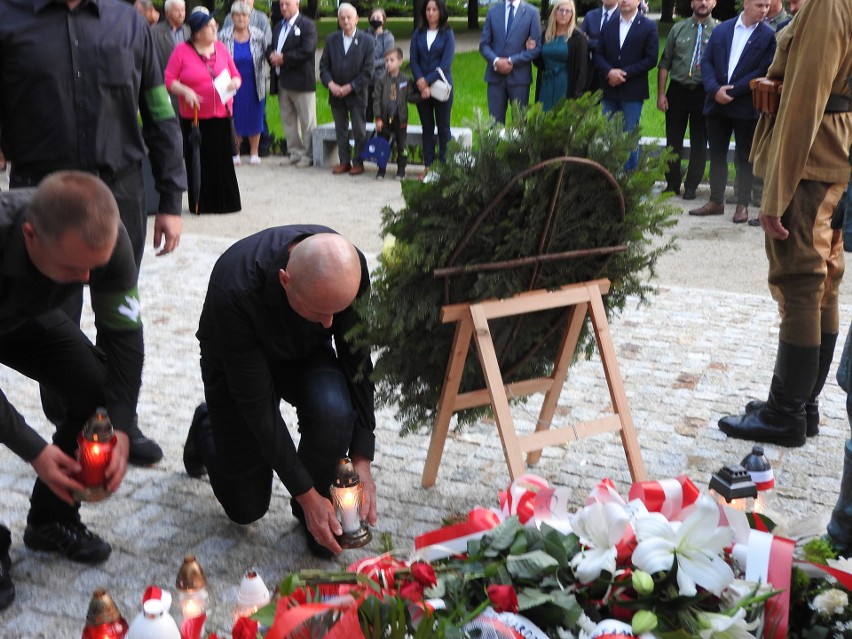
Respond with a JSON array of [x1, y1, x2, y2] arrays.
[[373, 47, 419, 179]]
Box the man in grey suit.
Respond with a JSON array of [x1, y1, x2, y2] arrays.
[[479, 0, 541, 124], [152, 0, 190, 114], [319, 3, 374, 175]]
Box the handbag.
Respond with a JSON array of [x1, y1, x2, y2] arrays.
[[429, 67, 452, 102]]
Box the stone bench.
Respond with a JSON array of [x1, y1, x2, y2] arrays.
[[312, 122, 473, 168], [640, 136, 737, 163]]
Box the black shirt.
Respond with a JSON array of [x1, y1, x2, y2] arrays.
[[197, 225, 376, 497], [0, 189, 144, 461], [0, 0, 186, 214]]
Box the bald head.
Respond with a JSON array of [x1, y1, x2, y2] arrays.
[[279, 233, 362, 328]]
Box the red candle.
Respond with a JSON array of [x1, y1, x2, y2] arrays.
[[82, 588, 128, 639], [76, 408, 116, 499], [81, 618, 128, 639]]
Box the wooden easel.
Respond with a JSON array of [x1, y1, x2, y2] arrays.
[[420, 280, 647, 488], [420, 157, 647, 487]]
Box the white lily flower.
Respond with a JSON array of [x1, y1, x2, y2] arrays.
[[632, 494, 734, 597], [698, 609, 758, 639], [568, 501, 629, 583]]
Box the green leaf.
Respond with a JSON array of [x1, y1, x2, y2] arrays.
[[506, 550, 560, 580], [483, 517, 523, 556], [516, 587, 553, 610]]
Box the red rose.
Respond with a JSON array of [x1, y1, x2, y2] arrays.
[[400, 580, 425, 601], [486, 584, 519, 613], [410, 562, 437, 588], [232, 617, 259, 639]]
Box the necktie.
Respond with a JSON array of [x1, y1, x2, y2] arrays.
[[507, 2, 515, 34], [601, 9, 610, 30], [689, 22, 704, 78]]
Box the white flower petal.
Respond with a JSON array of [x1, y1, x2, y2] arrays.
[[570, 544, 617, 583], [634, 512, 676, 542], [632, 537, 676, 575], [677, 551, 735, 597], [602, 502, 630, 546]]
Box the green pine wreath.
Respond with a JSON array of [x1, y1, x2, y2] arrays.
[[353, 96, 679, 434]]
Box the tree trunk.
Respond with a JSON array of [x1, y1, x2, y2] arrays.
[[660, 0, 674, 22], [467, 0, 479, 30], [413, 0, 424, 31]]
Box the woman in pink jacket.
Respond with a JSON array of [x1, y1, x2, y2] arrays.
[[166, 8, 242, 214]]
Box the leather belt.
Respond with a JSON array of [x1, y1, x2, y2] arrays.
[[825, 93, 852, 113]]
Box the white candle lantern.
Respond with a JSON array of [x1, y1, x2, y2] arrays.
[[708, 464, 758, 512], [330, 457, 372, 548], [233, 570, 271, 621], [175, 555, 210, 630]]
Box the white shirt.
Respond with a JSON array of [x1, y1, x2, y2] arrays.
[[618, 12, 636, 48], [426, 28, 438, 50], [276, 12, 298, 53], [727, 14, 758, 82], [343, 33, 354, 54]]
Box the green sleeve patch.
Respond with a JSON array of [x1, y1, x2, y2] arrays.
[[144, 85, 177, 122], [91, 288, 144, 331]]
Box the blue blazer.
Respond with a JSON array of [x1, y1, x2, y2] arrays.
[[410, 27, 455, 87], [701, 17, 776, 119], [580, 7, 609, 53], [593, 12, 659, 102], [479, 1, 542, 87]]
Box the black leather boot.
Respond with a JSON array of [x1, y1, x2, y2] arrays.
[[718, 341, 819, 447], [827, 439, 852, 556], [743, 333, 838, 437]]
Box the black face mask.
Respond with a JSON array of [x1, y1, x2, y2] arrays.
[[369, 19, 383, 29]]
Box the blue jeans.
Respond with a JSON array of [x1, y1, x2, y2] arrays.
[[602, 99, 643, 171], [200, 344, 356, 524]]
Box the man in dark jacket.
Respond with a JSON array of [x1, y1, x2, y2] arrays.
[[319, 3, 374, 175], [268, 0, 317, 168], [0, 172, 142, 610]]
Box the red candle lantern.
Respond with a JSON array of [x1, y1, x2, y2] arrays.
[[82, 588, 129, 639], [76, 407, 116, 502]]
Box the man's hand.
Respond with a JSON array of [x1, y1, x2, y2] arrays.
[[375, 119, 384, 133], [495, 58, 513, 75], [153, 213, 182, 256], [759, 213, 789, 240], [29, 444, 85, 506], [607, 69, 627, 86], [714, 85, 734, 104], [105, 430, 130, 494], [352, 454, 377, 527], [269, 51, 284, 67], [657, 94, 668, 111], [295, 488, 343, 555]]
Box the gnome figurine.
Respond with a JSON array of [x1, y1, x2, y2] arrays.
[[126, 586, 181, 639]]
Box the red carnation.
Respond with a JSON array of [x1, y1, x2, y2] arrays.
[[400, 580, 425, 601], [486, 584, 519, 613], [410, 562, 437, 588]]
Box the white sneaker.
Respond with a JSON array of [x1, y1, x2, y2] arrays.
[[233, 155, 241, 165], [249, 155, 261, 165], [296, 156, 312, 168]]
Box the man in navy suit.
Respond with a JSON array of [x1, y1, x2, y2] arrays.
[[580, 0, 618, 92], [594, 0, 659, 170], [479, 0, 541, 124], [688, 0, 774, 222], [319, 3, 375, 175]]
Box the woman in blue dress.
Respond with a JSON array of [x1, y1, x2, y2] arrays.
[[220, 1, 270, 165], [533, 0, 588, 111]]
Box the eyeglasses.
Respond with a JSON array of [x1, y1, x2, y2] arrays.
[[556, 8, 573, 14]]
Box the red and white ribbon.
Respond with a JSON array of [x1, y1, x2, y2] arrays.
[[628, 475, 700, 520], [414, 508, 502, 562]]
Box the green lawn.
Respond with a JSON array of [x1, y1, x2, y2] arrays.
[[266, 26, 674, 150]]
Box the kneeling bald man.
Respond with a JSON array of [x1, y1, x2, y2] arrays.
[[186, 225, 377, 558]]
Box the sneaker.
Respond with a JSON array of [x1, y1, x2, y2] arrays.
[[249, 155, 261, 165], [127, 418, 164, 466], [233, 155, 241, 165], [296, 156, 312, 168], [183, 403, 209, 478], [23, 520, 111, 564], [0, 526, 14, 610]]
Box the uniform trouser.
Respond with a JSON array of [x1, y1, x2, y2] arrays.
[[664, 81, 707, 192], [706, 113, 756, 205], [0, 311, 108, 525], [766, 180, 846, 347], [330, 93, 367, 166], [278, 88, 317, 160], [200, 344, 356, 525]]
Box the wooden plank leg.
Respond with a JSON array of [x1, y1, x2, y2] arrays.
[[587, 285, 647, 482], [526, 302, 588, 466], [469, 304, 526, 481], [422, 316, 475, 487]]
